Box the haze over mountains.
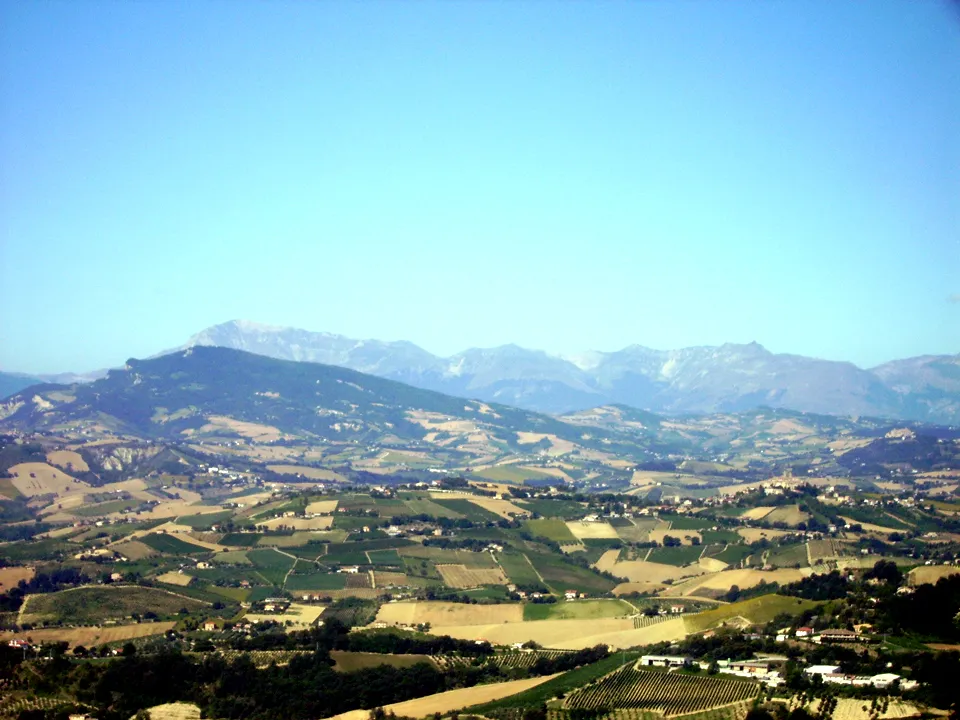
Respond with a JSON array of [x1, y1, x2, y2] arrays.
[[177, 320, 959, 424]]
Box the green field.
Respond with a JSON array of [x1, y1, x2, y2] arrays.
[[700, 529, 741, 545], [21, 585, 208, 624], [523, 598, 633, 621], [247, 548, 297, 585], [713, 545, 753, 566], [764, 543, 809, 568], [284, 572, 348, 591], [430, 498, 502, 522], [140, 533, 209, 556], [330, 650, 437, 672], [219, 533, 263, 547], [685, 594, 820, 632], [527, 553, 617, 594], [664, 515, 713, 530], [497, 553, 543, 586], [648, 545, 704, 566], [367, 549, 402, 566], [525, 518, 578, 543], [400, 496, 464, 518], [516, 499, 586, 519], [472, 466, 553, 483], [176, 510, 234, 529]]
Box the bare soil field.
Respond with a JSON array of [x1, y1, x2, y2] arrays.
[[593, 549, 622, 573], [763, 505, 810, 526], [155, 571, 193, 587], [244, 603, 324, 628], [0, 621, 176, 649], [567, 520, 620, 540], [649, 528, 702, 545], [374, 601, 524, 627], [698, 557, 729, 572], [431, 615, 687, 650], [740, 507, 775, 521], [612, 582, 668, 596], [660, 568, 812, 597], [0, 567, 35, 591], [839, 516, 903, 534], [8, 462, 90, 497], [305, 499, 339, 514], [601, 559, 706, 584], [908, 565, 960, 586], [374, 571, 411, 587], [45, 450, 89, 472], [327, 674, 562, 720], [258, 515, 334, 531], [428, 491, 529, 518], [436, 564, 508, 588], [198, 416, 287, 442]]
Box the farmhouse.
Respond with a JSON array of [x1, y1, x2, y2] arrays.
[[805, 665, 841, 676], [795, 626, 814, 637], [639, 655, 691, 668], [815, 628, 859, 643]]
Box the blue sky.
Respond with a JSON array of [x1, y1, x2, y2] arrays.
[[2, 1, 957, 374]]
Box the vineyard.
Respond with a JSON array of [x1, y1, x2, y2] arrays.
[[563, 668, 759, 716], [633, 614, 672, 629], [489, 649, 572, 669]]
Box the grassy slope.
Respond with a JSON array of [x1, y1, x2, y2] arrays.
[[685, 594, 820, 632]]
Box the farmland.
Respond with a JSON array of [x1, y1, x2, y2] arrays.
[[0, 621, 176, 649], [20, 585, 208, 625], [526, 518, 578, 542], [522, 598, 633, 621], [564, 667, 759, 716], [683, 594, 820, 632]]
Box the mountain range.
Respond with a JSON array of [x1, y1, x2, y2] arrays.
[[175, 320, 959, 424]]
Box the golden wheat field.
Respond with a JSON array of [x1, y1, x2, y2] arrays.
[[8, 462, 89, 497], [660, 568, 812, 597], [326, 674, 562, 720], [0, 567, 35, 591], [45, 450, 89, 472], [374, 601, 524, 627], [908, 565, 960, 586]]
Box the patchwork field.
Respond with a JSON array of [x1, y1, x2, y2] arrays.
[[429, 491, 530, 518], [763, 505, 810, 526], [736, 528, 794, 543], [0, 621, 177, 649], [526, 519, 578, 542], [436, 564, 508, 588], [374, 601, 524, 627], [267, 465, 344, 481]]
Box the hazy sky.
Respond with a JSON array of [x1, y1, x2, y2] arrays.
[[2, 1, 958, 374]]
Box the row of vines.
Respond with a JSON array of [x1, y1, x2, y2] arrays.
[[564, 668, 759, 716]]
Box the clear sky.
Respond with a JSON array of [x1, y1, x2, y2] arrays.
[[2, 1, 958, 374]]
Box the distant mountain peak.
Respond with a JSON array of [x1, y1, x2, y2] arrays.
[[153, 320, 960, 424]]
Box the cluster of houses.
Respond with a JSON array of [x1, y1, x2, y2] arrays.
[[637, 654, 917, 690]]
